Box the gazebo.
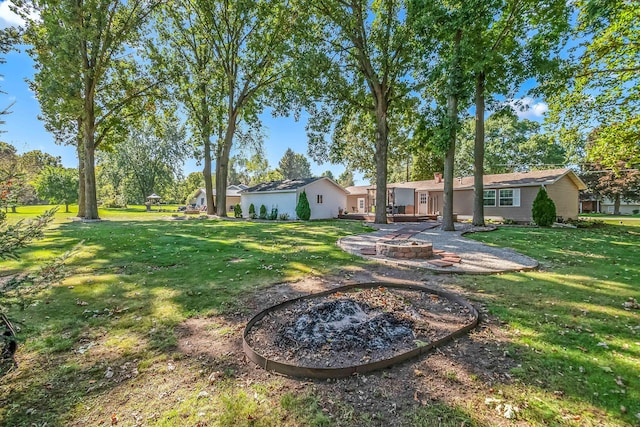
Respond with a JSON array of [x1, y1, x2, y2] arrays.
[[146, 193, 161, 211]]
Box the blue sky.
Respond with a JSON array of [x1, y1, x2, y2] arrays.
[[0, 1, 357, 183], [1, 1, 550, 186]]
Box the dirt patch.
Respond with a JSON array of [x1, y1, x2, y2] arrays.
[[174, 264, 521, 426]]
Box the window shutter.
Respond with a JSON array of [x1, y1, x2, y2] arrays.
[[513, 189, 521, 207]]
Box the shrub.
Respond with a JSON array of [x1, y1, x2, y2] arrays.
[[279, 213, 290, 220], [249, 204, 255, 216], [102, 195, 127, 208], [296, 190, 311, 220], [233, 203, 242, 218], [259, 204, 267, 219], [532, 187, 557, 226], [268, 207, 279, 220], [633, 209, 639, 215]]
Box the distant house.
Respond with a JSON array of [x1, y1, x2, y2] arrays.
[[599, 198, 640, 215], [240, 177, 347, 220], [190, 184, 248, 211], [346, 169, 587, 222]]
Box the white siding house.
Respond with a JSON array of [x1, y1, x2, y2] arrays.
[[190, 184, 248, 211], [240, 177, 347, 220]]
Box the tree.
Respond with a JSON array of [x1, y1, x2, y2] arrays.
[[546, 0, 639, 170], [296, 190, 311, 220], [150, 0, 224, 215], [532, 187, 557, 226], [34, 166, 78, 212], [581, 165, 640, 215], [19, 0, 164, 220], [0, 208, 56, 260], [423, 0, 568, 227], [303, 0, 417, 224], [455, 111, 567, 175], [337, 170, 354, 187], [581, 129, 640, 215], [158, 0, 298, 217], [278, 148, 312, 180], [411, 1, 476, 231], [181, 172, 205, 203], [0, 27, 20, 130], [321, 170, 334, 180], [97, 116, 188, 204]]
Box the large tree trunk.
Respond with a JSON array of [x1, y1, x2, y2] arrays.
[[442, 31, 461, 232], [83, 94, 99, 220], [614, 193, 621, 215], [200, 86, 215, 216], [442, 127, 456, 231], [203, 135, 214, 215], [216, 117, 237, 217], [373, 94, 389, 224], [472, 71, 486, 226], [76, 124, 86, 218]]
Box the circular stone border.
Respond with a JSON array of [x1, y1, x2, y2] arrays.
[[376, 239, 433, 259], [243, 282, 479, 379]]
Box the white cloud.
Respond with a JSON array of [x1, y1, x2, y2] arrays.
[[0, 1, 25, 29], [510, 97, 549, 119]]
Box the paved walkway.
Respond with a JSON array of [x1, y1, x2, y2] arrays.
[[337, 222, 539, 274]]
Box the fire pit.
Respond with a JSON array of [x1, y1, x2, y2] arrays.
[[376, 239, 433, 259], [243, 283, 478, 378]]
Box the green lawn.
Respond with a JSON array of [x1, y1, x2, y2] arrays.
[[1, 206, 639, 426], [1, 206, 372, 425], [463, 224, 640, 426]]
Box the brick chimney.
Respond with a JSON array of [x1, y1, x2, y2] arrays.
[[434, 173, 442, 183]]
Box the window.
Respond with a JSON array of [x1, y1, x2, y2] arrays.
[[316, 194, 323, 204], [499, 189, 520, 207], [419, 193, 428, 204], [358, 199, 364, 209], [483, 190, 496, 206]]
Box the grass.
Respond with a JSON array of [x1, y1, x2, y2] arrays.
[[1, 205, 372, 425], [1, 205, 639, 426], [462, 224, 640, 426]]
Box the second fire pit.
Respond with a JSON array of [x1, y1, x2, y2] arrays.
[[243, 283, 478, 378], [376, 239, 433, 259]]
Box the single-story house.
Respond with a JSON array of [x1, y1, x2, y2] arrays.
[[190, 184, 248, 211], [346, 168, 587, 222], [240, 177, 347, 220], [599, 197, 640, 215]]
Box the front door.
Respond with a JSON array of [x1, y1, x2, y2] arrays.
[[418, 192, 428, 215], [357, 198, 365, 213]]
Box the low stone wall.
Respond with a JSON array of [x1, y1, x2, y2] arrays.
[[376, 239, 433, 259]]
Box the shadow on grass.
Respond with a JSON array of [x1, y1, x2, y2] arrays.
[[2, 221, 638, 425]]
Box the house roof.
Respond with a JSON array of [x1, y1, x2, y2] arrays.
[[344, 185, 369, 195], [242, 177, 348, 194], [194, 184, 248, 197], [346, 169, 587, 193]]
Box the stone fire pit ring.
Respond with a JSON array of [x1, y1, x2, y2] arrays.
[[243, 282, 479, 379], [376, 239, 433, 259]]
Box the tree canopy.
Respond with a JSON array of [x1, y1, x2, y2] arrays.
[[302, 0, 418, 223], [34, 166, 78, 212], [19, 0, 164, 219], [278, 148, 312, 180], [546, 0, 639, 170]]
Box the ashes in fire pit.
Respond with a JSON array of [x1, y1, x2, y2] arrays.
[[245, 286, 476, 370], [277, 299, 415, 352]]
